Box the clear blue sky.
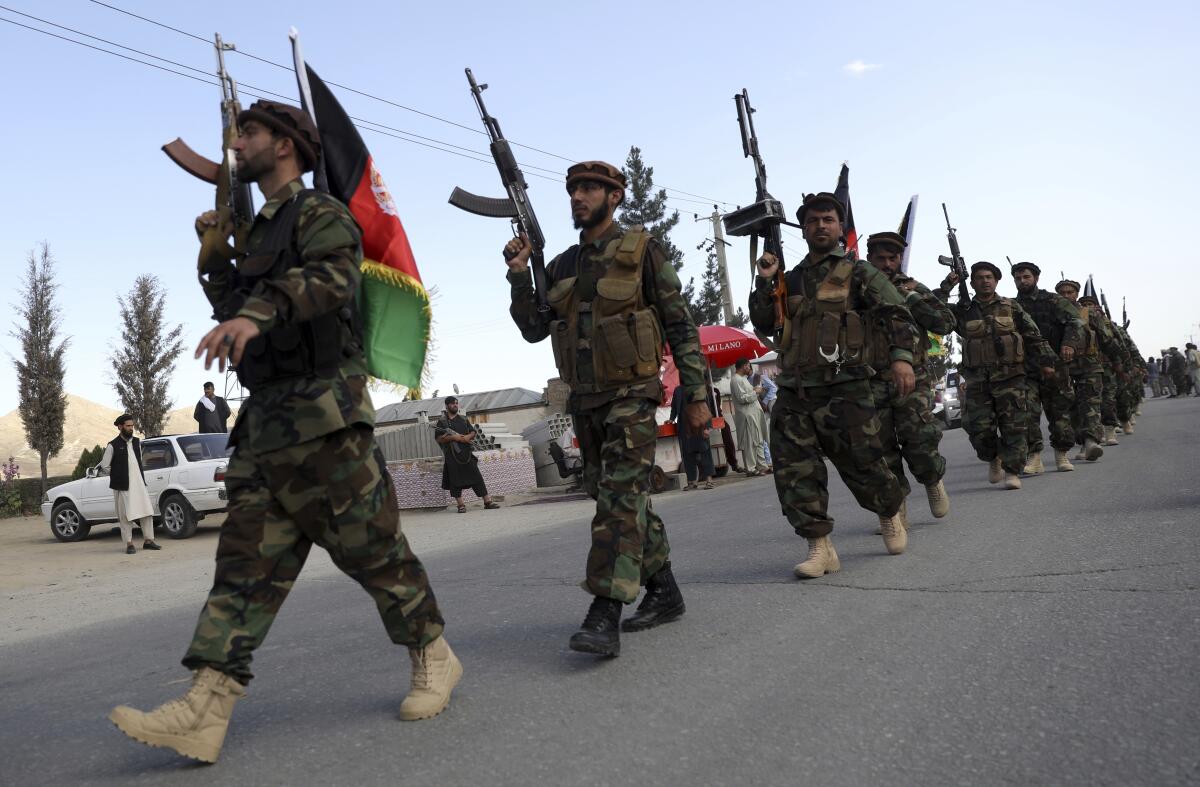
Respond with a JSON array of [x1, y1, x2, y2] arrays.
[[2, 0, 1197, 417]]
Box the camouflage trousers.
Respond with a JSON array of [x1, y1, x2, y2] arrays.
[[1067, 362, 1104, 444], [1100, 366, 1119, 426], [574, 396, 669, 604], [962, 373, 1028, 475], [1025, 366, 1076, 453], [869, 376, 945, 496], [183, 425, 443, 684], [769, 380, 903, 539], [1117, 376, 1138, 422]]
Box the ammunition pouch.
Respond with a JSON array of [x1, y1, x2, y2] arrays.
[[779, 259, 867, 374], [231, 190, 363, 390], [963, 301, 1023, 369]]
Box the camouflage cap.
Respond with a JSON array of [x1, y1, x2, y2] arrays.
[[1055, 278, 1081, 294], [566, 161, 626, 191], [237, 100, 321, 173], [1010, 260, 1041, 276], [971, 261, 1003, 280], [796, 192, 845, 224], [866, 231, 907, 253]]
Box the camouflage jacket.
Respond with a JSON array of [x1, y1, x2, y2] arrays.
[[1115, 326, 1147, 373], [936, 291, 1056, 381], [875, 273, 956, 380], [508, 222, 706, 411], [749, 247, 917, 390], [200, 179, 373, 451], [1016, 288, 1085, 356], [1074, 304, 1129, 373]]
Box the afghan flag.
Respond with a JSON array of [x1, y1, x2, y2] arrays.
[[292, 48, 429, 393], [833, 162, 858, 257], [897, 194, 918, 274]]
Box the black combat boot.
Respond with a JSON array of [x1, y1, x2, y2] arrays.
[[621, 562, 685, 632], [568, 597, 622, 657]]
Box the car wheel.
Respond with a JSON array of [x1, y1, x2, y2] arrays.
[[160, 494, 198, 539], [50, 501, 91, 542]]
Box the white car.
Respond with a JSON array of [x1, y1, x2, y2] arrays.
[[42, 433, 232, 542]]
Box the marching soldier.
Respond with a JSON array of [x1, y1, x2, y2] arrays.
[[1011, 261, 1085, 474], [865, 231, 956, 521], [750, 194, 919, 578], [1079, 282, 1130, 445], [1054, 278, 1128, 461], [110, 101, 457, 764], [506, 161, 711, 657], [935, 262, 1054, 490]]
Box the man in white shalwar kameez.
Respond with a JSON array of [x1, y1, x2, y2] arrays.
[[100, 414, 161, 555], [731, 359, 770, 475]]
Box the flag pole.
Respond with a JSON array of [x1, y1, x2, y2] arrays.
[[288, 27, 328, 193]]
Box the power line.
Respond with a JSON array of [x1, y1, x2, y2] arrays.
[[82, 0, 735, 207]]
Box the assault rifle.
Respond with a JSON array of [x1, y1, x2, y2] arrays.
[[432, 423, 475, 461], [162, 34, 255, 265], [937, 203, 971, 306], [1100, 289, 1113, 321], [721, 89, 792, 343], [448, 68, 548, 316], [1122, 296, 1129, 329]]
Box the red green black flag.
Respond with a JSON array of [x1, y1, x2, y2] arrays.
[[834, 163, 858, 257]]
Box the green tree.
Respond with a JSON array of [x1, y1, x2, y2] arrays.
[[617, 146, 695, 308], [109, 274, 184, 437], [690, 244, 749, 328], [71, 445, 105, 480], [11, 242, 69, 497]]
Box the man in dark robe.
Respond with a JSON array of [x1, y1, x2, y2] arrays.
[[192, 382, 232, 433], [434, 396, 500, 513]]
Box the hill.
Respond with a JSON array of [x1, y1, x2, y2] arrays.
[[0, 394, 238, 477]]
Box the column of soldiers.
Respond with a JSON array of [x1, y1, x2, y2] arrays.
[[104, 99, 1157, 764]]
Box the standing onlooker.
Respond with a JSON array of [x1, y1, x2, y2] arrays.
[[434, 396, 500, 513], [1161, 350, 1178, 397], [710, 383, 741, 473], [670, 384, 714, 490], [1186, 343, 1200, 397], [100, 414, 161, 555], [1168, 347, 1188, 397], [193, 381, 232, 434], [731, 358, 770, 476], [1146, 356, 1162, 398]]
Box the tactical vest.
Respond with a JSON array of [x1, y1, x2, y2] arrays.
[[233, 190, 364, 390], [544, 228, 663, 395], [962, 299, 1024, 369], [1078, 305, 1099, 358], [779, 258, 868, 374], [108, 436, 144, 491]]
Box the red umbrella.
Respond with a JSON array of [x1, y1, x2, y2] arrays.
[[696, 325, 770, 368]]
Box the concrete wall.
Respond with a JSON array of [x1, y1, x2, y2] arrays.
[[386, 446, 537, 510]]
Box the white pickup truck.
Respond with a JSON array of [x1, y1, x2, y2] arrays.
[[42, 433, 232, 542]]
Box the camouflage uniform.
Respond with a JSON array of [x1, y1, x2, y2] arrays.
[[1092, 309, 1131, 426], [935, 287, 1054, 475], [1016, 288, 1084, 453], [1115, 327, 1147, 420], [186, 179, 443, 683], [508, 223, 706, 604], [1065, 301, 1128, 444], [868, 273, 956, 494], [749, 247, 917, 538]]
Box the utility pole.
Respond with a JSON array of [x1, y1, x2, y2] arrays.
[[695, 207, 735, 324]]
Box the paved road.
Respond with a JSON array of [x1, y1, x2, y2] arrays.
[[3, 398, 1197, 786]]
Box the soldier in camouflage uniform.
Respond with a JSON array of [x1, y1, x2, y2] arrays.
[[110, 102, 457, 764], [935, 262, 1054, 490], [506, 161, 711, 658], [864, 231, 956, 521], [1054, 278, 1129, 461], [1113, 325, 1147, 433], [750, 194, 919, 578], [1012, 262, 1085, 474], [1082, 287, 1132, 445]]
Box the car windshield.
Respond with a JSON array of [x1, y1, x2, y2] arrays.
[[176, 434, 234, 462]]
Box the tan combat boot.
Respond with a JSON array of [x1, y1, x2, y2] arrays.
[[399, 636, 463, 721], [988, 457, 1004, 484], [1072, 444, 1087, 461], [109, 667, 245, 763], [1022, 453, 1044, 475], [925, 480, 949, 518], [879, 511, 907, 554], [793, 536, 841, 578], [1121, 420, 1135, 435], [1005, 472, 1022, 490], [1054, 449, 1075, 472], [1103, 426, 1120, 446], [1082, 438, 1104, 461]]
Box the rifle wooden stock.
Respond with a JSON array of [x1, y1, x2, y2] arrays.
[[162, 138, 220, 184]]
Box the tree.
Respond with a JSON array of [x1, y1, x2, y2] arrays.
[[109, 274, 184, 437], [71, 445, 105, 480], [11, 243, 69, 496], [617, 146, 696, 309], [690, 244, 749, 329]]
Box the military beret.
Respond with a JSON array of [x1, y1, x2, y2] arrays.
[[114, 414, 133, 427], [866, 231, 907, 252], [565, 161, 626, 191], [1078, 292, 1099, 304], [971, 261, 1003, 280], [1055, 279, 1081, 294], [237, 100, 321, 173], [795, 192, 845, 224], [1010, 260, 1041, 276]]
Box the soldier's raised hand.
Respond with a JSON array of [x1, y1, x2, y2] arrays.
[[503, 233, 533, 273]]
